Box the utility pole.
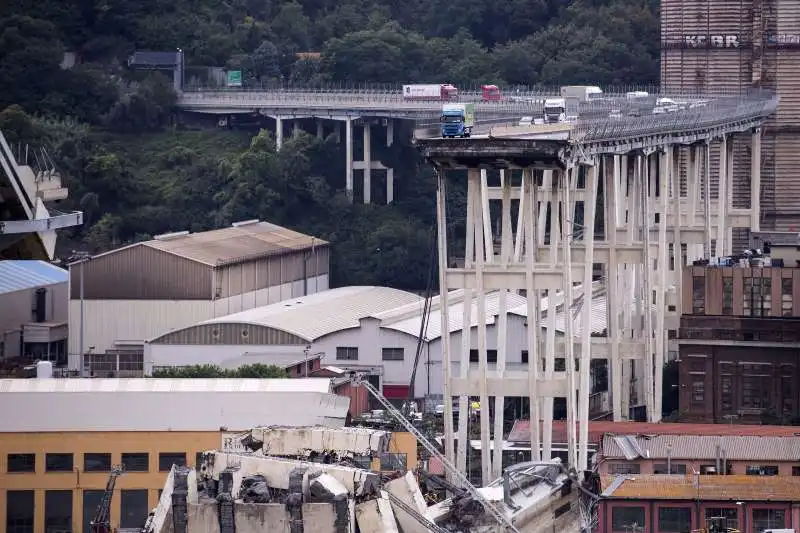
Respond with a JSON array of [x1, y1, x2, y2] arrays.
[[71, 251, 91, 373]]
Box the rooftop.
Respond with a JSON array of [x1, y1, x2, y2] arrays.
[[0, 260, 68, 295], [91, 220, 327, 267], [0, 377, 350, 432], [600, 474, 800, 501], [0, 377, 334, 394], [198, 286, 423, 342], [602, 434, 800, 461], [507, 420, 800, 444]]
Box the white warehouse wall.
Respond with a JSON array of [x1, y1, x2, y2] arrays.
[[68, 274, 328, 367]]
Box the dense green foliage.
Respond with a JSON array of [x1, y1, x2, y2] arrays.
[[151, 363, 288, 378], [0, 0, 659, 290]]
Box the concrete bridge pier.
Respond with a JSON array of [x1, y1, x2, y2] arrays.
[[349, 120, 395, 204]]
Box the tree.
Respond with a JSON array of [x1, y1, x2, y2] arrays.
[[151, 364, 289, 378]]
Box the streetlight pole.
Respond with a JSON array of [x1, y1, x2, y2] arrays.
[[71, 251, 91, 373]]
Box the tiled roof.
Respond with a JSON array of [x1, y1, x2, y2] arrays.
[[0, 260, 68, 295], [600, 474, 800, 501], [507, 420, 800, 444], [601, 434, 800, 461]]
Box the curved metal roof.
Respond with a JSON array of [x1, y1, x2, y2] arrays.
[[200, 286, 422, 342]]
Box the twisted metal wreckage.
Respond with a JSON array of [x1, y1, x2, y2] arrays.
[[140, 424, 598, 533]]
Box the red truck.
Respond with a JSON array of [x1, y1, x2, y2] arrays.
[[481, 84, 502, 101]]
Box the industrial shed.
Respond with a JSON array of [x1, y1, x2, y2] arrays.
[[68, 219, 328, 374], [0, 260, 68, 363]]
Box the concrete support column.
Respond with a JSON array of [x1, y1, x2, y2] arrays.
[[608, 155, 623, 421], [386, 121, 394, 204], [292, 120, 300, 138], [435, 169, 455, 479], [578, 161, 598, 470], [345, 117, 353, 201], [640, 152, 656, 422], [704, 141, 713, 258], [275, 116, 284, 150], [363, 124, 372, 204], [717, 135, 729, 257], [562, 166, 578, 469], [316, 119, 324, 140], [751, 128, 762, 231]]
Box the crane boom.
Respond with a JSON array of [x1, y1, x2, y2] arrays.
[[353, 373, 521, 533], [91, 466, 124, 533]]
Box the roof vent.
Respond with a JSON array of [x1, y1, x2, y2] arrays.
[[232, 219, 260, 227], [154, 230, 190, 241]]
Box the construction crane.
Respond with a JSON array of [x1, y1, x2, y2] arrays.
[[352, 373, 521, 533], [90, 466, 124, 533]]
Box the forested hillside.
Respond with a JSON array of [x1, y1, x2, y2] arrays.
[[0, 0, 659, 290]]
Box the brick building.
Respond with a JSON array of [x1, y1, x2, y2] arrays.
[[679, 264, 800, 423], [598, 475, 800, 533]]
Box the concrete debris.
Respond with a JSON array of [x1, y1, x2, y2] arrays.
[[240, 474, 271, 503], [144, 427, 586, 533], [243, 425, 392, 459]]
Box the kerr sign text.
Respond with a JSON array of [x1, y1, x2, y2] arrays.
[[683, 35, 740, 48]]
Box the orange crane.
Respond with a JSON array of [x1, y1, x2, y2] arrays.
[[90, 466, 124, 533]]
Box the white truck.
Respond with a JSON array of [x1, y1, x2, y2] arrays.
[[402, 84, 458, 100], [543, 97, 567, 123], [560, 85, 603, 102]]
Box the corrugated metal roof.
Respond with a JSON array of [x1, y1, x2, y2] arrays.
[[601, 434, 800, 461], [611, 435, 645, 460], [600, 474, 800, 501], [91, 221, 328, 267], [507, 420, 800, 444], [0, 377, 334, 393], [202, 286, 422, 342], [376, 290, 527, 341], [0, 260, 68, 295]]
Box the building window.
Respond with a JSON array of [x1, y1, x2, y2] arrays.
[[469, 349, 498, 363], [379, 453, 407, 471], [120, 489, 149, 529], [752, 508, 785, 531], [654, 463, 687, 474], [521, 350, 529, 364], [82, 491, 104, 533], [782, 278, 793, 316], [658, 507, 691, 532], [45, 453, 74, 472], [336, 347, 358, 361], [743, 276, 771, 317], [792, 466, 800, 476], [7, 490, 34, 533], [692, 275, 705, 314], [692, 380, 705, 404], [381, 348, 404, 361], [611, 506, 646, 532], [158, 452, 187, 472], [746, 465, 779, 476], [555, 358, 567, 371], [7, 453, 35, 473], [608, 463, 640, 475], [722, 277, 733, 315], [122, 453, 149, 472], [84, 453, 111, 472], [668, 243, 675, 271], [705, 508, 737, 532], [45, 490, 72, 533], [720, 375, 733, 412]]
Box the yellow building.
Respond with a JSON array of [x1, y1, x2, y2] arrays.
[[0, 377, 417, 533]]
